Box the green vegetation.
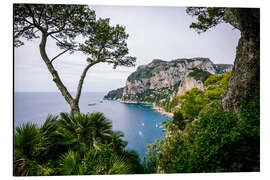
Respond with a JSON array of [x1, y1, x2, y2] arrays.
[[177, 88, 206, 120], [186, 7, 226, 33], [104, 88, 124, 100], [14, 112, 144, 176], [144, 70, 259, 173], [127, 66, 155, 82], [162, 71, 232, 114], [188, 67, 211, 82], [123, 82, 180, 105]]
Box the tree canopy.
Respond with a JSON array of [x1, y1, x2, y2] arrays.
[[186, 7, 226, 33], [14, 4, 96, 48]]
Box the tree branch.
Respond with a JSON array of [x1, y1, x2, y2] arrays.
[[38, 6, 45, 25], [25, 5, 45, 33], [49, 34, 66, 46], [14, 24, 33, 38], [48, 9, 69, 35], [23, 17, 35, 26], [48, 21, 66, 35], [25, 5, 38, 26], [74, 60, 101, 104], [50, 48, 72, 63]]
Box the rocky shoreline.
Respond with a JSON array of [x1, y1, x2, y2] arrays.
[[117, 99, 173, 118], [152, 104, 173, 118]]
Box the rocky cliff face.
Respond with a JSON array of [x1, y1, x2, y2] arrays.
[[122, 58, 221, 98], [176, 70, 206, 96], [104, 57, 232, 103]]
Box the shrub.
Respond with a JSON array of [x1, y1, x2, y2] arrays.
[[172, 109, 185, 130], [204, 71, 231, 89], [204, 85, 224, 100], [178, 87, 206, 120]]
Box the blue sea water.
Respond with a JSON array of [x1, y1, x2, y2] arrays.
[[14, 92, 170, 158]]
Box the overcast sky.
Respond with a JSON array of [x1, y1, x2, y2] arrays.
[[14, 5, 241, 92]]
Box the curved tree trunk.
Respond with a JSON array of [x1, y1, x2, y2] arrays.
[[39, 33, 80, 113], [74, 60, 99, 106], [221, 8, 260, 113]]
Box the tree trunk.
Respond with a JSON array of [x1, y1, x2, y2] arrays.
[[74, 60, 99, 106], [39, 33, 80, 113], [221, 8, 260, 113]]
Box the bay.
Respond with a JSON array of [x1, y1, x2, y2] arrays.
[[14, 92, 170, 157]]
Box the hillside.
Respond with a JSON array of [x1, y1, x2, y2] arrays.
[[104, 58, 232, 107]]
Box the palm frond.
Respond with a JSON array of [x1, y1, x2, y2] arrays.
[[58, 150, 81, 175], [14, 123, 40, 159]]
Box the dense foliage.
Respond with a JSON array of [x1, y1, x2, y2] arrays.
[[104, 87, 124, 100], [186, 7, 226, 33], [14, 112, 144, 176], [188, 67, 211, 82], [144, 71, 260, 173]]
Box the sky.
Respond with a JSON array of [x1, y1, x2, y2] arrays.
[[14, 5, 241, 93]]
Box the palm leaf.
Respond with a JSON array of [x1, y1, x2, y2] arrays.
[[14, 123, 40, 159], [58, 150, 81, 175]]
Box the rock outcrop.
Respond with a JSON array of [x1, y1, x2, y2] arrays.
[[121, 58, 226, 99], [105, 58, 232, 104], [176, 70, 206, 96]]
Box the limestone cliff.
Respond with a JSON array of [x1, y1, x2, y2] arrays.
[[176, 70, 206, 96], [122, 58, 217, 98], [104, 58, 232, 104]]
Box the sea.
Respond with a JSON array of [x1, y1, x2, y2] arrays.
[[14, 92, 170, 158]]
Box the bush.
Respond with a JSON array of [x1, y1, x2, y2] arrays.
[[178, 87, 206, 120], [172, 109, 185, 130], [204, 71, 231, 89], [198, 100, 222, 118], [204, 85, 224, 100]]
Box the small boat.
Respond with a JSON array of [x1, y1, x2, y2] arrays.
[[138, 130, 143, 137], [88, 103, 96, 106]]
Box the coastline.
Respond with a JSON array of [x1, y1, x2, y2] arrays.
[[152, 104, 173, 118], [117, 99, 173, 118]]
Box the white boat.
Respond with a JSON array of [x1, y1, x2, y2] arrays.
[[138, 130, 143, 137]]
